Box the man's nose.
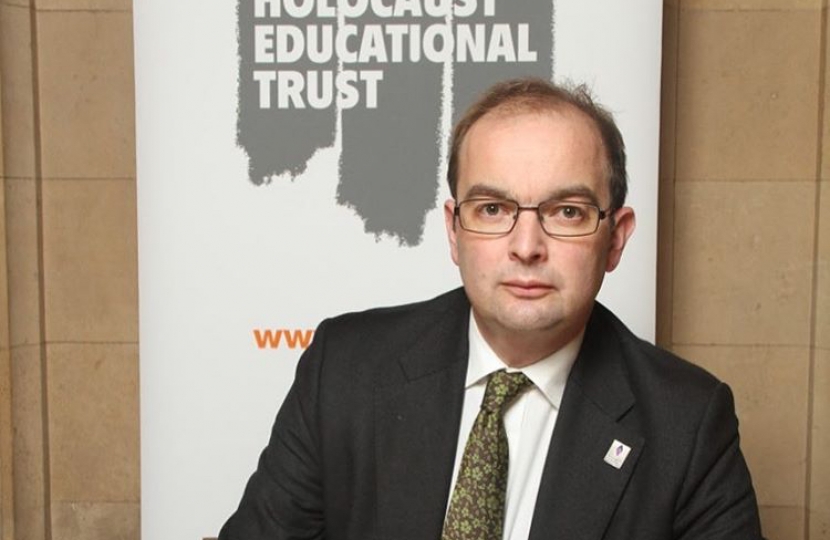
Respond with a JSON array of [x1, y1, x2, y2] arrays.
[[508, 209, 548, 263]]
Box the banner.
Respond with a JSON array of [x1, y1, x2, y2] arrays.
[[134, 1, 662, 538]]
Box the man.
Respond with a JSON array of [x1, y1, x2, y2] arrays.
[[220, 78, 763, 540]]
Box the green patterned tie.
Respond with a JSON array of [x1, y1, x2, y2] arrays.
[[442, 370, 532, 540]]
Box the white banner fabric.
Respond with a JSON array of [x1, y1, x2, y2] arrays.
[[135, 1, 663, 538]]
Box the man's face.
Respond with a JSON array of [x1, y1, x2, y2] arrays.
[[444, 107, 635, 363]]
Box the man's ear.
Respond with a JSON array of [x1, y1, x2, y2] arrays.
[[605, 206, 636, 272], [444, 199, 460, 266]]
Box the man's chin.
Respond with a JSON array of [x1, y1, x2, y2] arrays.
[[496, 308, 565, 335]]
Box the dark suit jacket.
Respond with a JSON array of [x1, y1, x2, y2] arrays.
[[220, 288, 762, 540]]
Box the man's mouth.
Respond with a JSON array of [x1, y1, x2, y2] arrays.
[[502, 280, 555, 298]]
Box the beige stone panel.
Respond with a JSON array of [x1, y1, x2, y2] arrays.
[[811, 348, 830, 539], [0, 116, 11, 538], [0, 350, 13, 540], [682, 0, 822, 9], [0, 75, 4, 177], [0, 169, 11, 533], [36, 10, 135, 179], [660, 3, 679, 182], [657, 3, 679, 346], [758, 505, 805, 540], [51, 502, 138, 540], [11, 345, 47, 540], [0, 184, 7, 353], [2, 0, 31, 7], [672, 344, 809, 508], [676, 10, 820, 181], [41, 179, 137, 343], [5, 178, 42, 347], [672, 181, 814, 346], [0, 3, 36, 178], [47, 343, 138, 502], [0, 86, 6, 334], [36, 0, 129, 10], [824, 4, 830, 182], [817, 184, 829, 350], [657, 180, 676, 346]]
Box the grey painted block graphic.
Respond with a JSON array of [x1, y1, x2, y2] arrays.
[[237, 1, 555, 246]]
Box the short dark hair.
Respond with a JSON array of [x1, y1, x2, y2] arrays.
[[447, 77, 628, 210]]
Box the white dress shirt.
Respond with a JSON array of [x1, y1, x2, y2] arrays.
[[446, 313, 583, 540]]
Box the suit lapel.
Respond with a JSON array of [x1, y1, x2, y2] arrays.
[[374, 293, 469, 540], [529, 305, 644, 540]]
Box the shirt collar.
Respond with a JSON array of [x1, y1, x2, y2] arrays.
[[466, 311, 583, 409]]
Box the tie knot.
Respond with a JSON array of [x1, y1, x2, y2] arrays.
[[481, 370, 531, 414]]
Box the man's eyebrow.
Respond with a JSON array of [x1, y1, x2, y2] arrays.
[[461, 184, 511, 200], [461, 183, 603, 206], [546, 185, 601, 206]]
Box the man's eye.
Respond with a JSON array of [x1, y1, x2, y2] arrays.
[[475, 201, 510, 217], [544, 203, 586, 221], [483, 203, 502, 216], [559, 205, 584, 219]]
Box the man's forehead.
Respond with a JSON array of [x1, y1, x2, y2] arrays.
[[471, 101, 600, 136], [459, 106, 606, 172], [457, 105, 611, 197]]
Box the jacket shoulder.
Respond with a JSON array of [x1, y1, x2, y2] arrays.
[[324, 287, 468, 336], [304, 288, 469, 376], [597, 303, 721, 394]]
